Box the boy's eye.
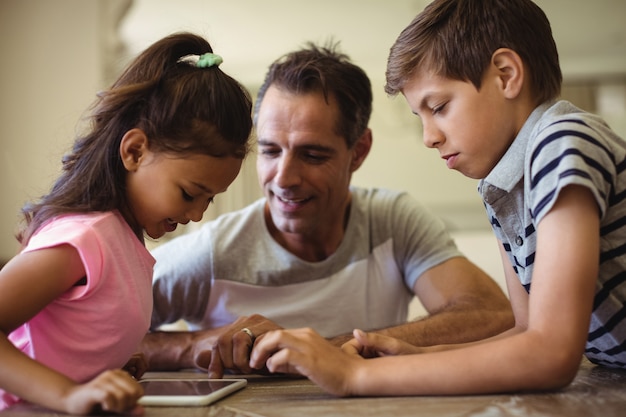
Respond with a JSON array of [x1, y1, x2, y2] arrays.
[[182, 190, 194, 202], [432, 102, 447, 115]]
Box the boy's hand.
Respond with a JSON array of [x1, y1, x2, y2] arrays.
[[249, 327, 363, 397], [342, 329, 424, 358]]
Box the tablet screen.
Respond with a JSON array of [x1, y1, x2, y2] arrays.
[[141, 380, 236, 396], [138, 378, 247, 406]]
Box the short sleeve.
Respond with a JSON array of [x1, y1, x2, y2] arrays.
[[527, 117, 614, 224], [23, 218, 104, 298]]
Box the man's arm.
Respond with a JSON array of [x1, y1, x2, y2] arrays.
[[140, 328, 222, 371], [332, 257, 513, 347], [140, 314, 286, 375]]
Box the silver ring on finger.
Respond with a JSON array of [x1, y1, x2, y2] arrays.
[[240, 327, 256, 345]]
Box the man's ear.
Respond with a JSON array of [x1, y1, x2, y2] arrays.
[[120, 128, 149, 171], [350, 128, 373, 172], [491, 48, 524, 99]]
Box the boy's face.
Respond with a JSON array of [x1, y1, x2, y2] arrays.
[[401, 71, 517, 179]]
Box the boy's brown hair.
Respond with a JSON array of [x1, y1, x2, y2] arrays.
[[385, 0, 562, 104]]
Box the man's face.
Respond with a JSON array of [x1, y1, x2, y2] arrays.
[[255, 86, 357, 241]]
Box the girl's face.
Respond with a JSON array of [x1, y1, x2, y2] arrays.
[[125, 150, 242, 239], [401, 71, 518, 179]]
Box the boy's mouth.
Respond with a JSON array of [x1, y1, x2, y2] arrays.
[[442, 153, 459, 169]]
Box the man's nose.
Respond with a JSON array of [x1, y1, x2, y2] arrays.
[[274, 154, 302, 187]]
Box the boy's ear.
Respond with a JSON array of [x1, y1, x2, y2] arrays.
[[491, 48, 524, 99], [350, 128, 373, 172], [120, 128, 149, 171]]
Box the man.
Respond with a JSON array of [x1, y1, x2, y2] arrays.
[[140, 43, 513, 378]]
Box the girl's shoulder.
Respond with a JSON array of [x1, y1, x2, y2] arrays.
[[26, 211, 126, 251], [38, 211, 124, 233]]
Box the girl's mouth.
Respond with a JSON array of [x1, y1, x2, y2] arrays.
[[164, 219, 178, 233]]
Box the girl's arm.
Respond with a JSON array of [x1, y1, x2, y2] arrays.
[[251, 184, 599, 396], [0, 245, 142, 414]]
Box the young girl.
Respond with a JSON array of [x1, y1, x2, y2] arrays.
[[0, 32, 252, 414], [249, 0, 626, 397]]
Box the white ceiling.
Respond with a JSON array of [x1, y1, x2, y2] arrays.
[[120, 0, 626, 86]]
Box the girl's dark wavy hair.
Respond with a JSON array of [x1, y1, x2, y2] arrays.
[[18, 32, 253, 245]]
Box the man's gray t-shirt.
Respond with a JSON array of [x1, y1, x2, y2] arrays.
[[151, 187, 461, 337]]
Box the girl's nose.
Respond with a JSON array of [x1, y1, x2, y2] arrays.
[[187, 200, 209, 223]]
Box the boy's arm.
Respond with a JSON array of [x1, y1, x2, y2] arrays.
[[193, 186, 600, 397], [259, 185, 600, 396]]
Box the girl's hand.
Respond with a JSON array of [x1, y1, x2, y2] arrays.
[[249, 328, 363, 397], [123, 352, 148, 379], [342, 329, 425, 358], [63, 369, 144, 415]]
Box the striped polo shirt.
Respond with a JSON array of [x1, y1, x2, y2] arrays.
[[479, 100, 626, 368]]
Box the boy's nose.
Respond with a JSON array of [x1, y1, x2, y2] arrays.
[[422, 123, 443, 148]]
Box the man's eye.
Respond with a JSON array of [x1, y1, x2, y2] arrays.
[[260, 148, 279, 157], [305, 153, 327, 162], [182, 190, 194, 202]]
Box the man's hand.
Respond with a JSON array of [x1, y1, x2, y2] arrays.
[[122, 352, 148, 379], [202, 314, 284, 378]]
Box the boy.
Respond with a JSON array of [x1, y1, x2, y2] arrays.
[[249, 0, 626, 396]]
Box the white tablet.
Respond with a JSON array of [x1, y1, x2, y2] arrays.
[[137, 378, 247, 406]]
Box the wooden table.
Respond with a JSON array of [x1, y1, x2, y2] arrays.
[[3, 358, 626, 416]]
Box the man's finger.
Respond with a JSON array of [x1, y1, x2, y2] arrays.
[[207, 348, 224, 379]]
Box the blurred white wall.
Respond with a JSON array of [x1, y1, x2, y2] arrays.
[[119, 0, 626, 238], [0, 0, 104, 261], [1, 0, 625, 265]]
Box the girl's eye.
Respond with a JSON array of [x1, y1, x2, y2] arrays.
[[182, 190, 194, 202]]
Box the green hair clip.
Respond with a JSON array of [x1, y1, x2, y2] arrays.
[[197, 53, 223, 68], [177, 53, 223, 68]]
